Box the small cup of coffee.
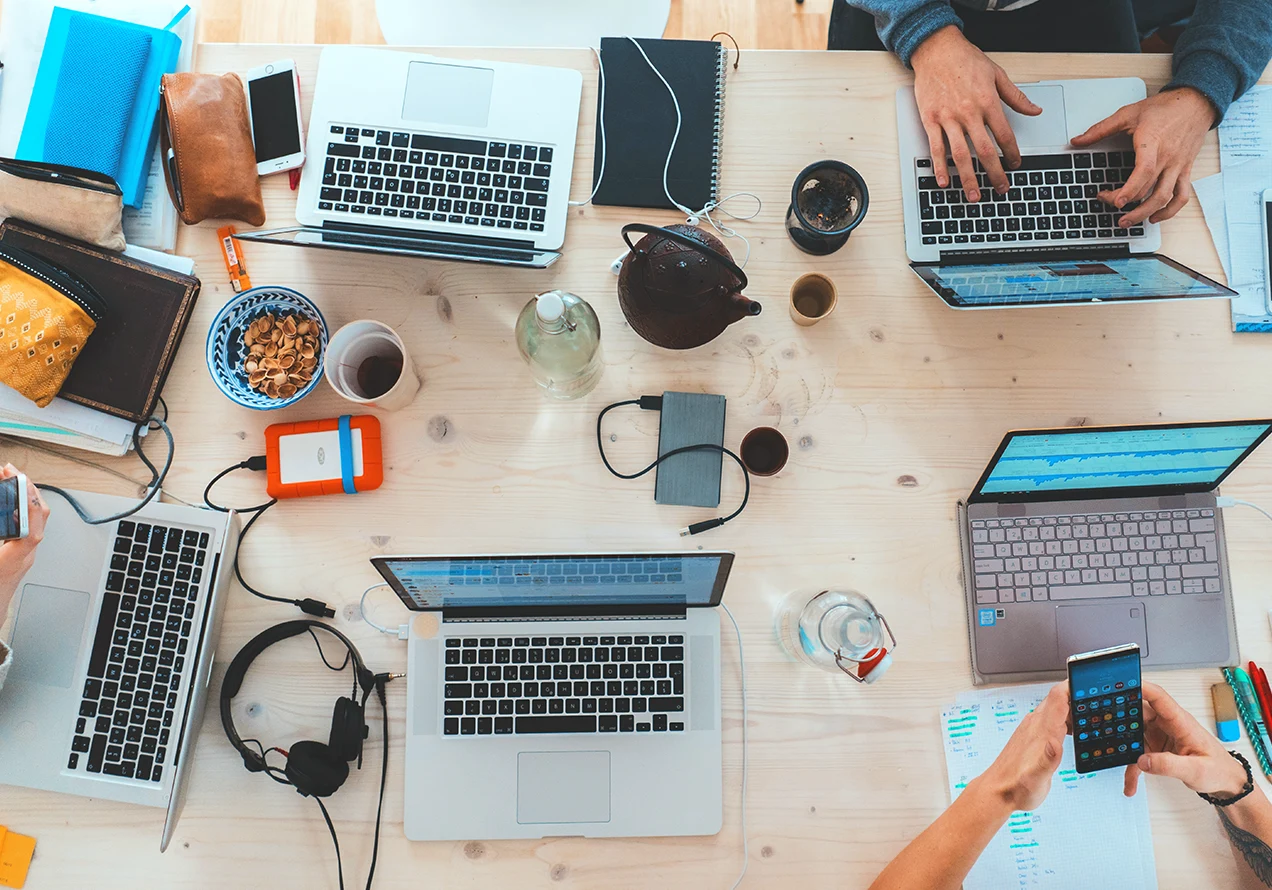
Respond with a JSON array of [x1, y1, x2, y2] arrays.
[[790, 272, 837, 326], [325, 319, 421, 411], [740, 427, 789, 477]]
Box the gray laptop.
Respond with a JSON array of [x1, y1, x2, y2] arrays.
[[0, 489, 238, 850], [372, 551, 731, 841], [958, 420, 1272, 684], [896, 77, 1237, 309]]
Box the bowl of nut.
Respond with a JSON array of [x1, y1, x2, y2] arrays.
[[206, 286, 328, 410]]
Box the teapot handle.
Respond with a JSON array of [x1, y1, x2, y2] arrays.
[[621, 223, 749, 292]]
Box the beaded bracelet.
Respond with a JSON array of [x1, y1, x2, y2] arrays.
[[1198, 751, 1255, 807]]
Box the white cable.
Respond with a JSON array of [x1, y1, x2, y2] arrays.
[[1218, 496, 1272, 526], [572, 38, 761, 268], [720, 602, 749, 890], [361, 582, 409, 639], [568, 45, 607, 208]]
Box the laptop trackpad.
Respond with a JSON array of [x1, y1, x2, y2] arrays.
[[9, 585, 91, 688], [1056, 603, 1147, 660], [402, 61, 494, 129], [517, 751, 610, 825], [1003, 85, 1067, 147]]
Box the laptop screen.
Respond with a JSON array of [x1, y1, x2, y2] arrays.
[[910, 255, 1235, 308], [970, 421, 1272, 502], [372, 553, 733, 612]]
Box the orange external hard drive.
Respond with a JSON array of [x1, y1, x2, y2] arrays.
[[265, 415, 383, 499]]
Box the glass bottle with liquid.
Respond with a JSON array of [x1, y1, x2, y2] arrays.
[[776, 589, 895, 684], [515, 290, 604, 400]]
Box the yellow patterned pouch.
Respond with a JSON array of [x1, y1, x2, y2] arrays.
[[0, 243, 105, 407]]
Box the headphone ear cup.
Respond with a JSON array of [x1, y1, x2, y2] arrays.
[[285, 740, 349, 797], [328, 696, 366, 763]]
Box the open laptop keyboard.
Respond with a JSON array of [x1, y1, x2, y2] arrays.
[[443, 635, 686, 735], [916, 153, 1145, 246], [68, 519, 210, 782], [320, 124, 553, 233], [971, 509, 1219, 604]]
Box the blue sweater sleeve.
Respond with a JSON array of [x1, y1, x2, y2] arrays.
[[1165, 0, 1272, 122], [845, 0, 964, 67]]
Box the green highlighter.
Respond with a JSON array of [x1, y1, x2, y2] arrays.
[[1229, 667, 1272, 779]]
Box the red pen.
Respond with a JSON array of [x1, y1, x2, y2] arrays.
[[1248, 661, 1272, 725]]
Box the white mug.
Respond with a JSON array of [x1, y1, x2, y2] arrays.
[[325, 319, 421, 411]]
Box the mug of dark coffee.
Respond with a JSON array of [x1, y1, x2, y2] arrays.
[[740, 427, 789, 476], [786, 160, 870, 255]]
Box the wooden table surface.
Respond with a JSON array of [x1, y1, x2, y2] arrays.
[[7, 44, 1272, 890]]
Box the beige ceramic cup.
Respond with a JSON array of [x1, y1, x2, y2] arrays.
[[325, 319, 421, 411], [789, 272, 838, 326]]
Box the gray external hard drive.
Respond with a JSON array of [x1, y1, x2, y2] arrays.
[[654, 391, 725, 508]]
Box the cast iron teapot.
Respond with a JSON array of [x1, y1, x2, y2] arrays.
[[617, 223, 761, 350]]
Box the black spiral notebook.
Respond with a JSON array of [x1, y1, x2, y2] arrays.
[[592, 37, 728, 210]]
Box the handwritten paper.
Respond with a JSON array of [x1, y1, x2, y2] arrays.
[[941, 683, 1157, 889], [1216, 86, 1272, 331]]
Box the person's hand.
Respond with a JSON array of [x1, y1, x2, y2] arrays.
[[978, 682, 1069, 812], [1122, 682, 1248, 798], [910, 25, 1042, 204], [1071, 87, 1216, 228], [0, 464, 49, 618]]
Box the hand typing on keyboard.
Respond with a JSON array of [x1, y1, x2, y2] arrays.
[[910, 25, 1042, 203], [1070, 87, 1217, 228]]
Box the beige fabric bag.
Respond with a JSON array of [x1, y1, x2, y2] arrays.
[[0, 158, 126, 251]]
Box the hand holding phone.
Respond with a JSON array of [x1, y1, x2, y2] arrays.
[[1123, 682, 1253, 799], [0, 464, 49, 619], [1068, 643, 1144, 773], [245, 59, 306, 176], [0, 470, 29, 541]]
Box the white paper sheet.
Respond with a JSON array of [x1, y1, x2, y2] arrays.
[[1217, 86, 1272, 331], [941, 683, 1158, 890]]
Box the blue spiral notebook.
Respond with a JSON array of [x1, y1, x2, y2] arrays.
[[16, 7, 187, 208]]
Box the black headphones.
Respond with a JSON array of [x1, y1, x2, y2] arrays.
[[220, 620, 375, 798]]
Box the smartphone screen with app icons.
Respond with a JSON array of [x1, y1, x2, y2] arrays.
[[1068, 643, 1144, 774]]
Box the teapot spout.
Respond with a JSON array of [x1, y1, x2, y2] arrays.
[[726, 291, 762, 322]]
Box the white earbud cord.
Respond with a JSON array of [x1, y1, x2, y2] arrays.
[[571, 37, 761, 268], [721, 602, 750, 889]]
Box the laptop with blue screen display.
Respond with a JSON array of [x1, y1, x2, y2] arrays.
[[371, 552, 733, 840], [957, 421, 1272, 684]]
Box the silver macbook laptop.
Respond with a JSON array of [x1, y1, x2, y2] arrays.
[[958, 420, 1272, 685], [896, 77, 1236, 308], [372, 552, 731, 841], [0, 490, 239, 850], [237, 46, 583, 268]]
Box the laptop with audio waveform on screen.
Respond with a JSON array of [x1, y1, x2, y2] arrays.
[[956, 420, 1272, 684]]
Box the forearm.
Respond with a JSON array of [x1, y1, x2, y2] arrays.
[[1218, 788, 1272, 888], [1167, 0, 1272, 122], [869, 776, 1014, 890], [843, 0, 962, 67]]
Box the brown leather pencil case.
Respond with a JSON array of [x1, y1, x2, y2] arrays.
[[159, 72, 265, 227]]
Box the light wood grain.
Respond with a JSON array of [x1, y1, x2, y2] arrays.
[[5, 44, 1272, 890], [189, 0, 834, 48]]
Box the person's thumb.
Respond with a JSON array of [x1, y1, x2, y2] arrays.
[[995, 67, 1041, 116], [1136, 751, 1206, 789]]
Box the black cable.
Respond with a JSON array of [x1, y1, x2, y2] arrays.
[[204, 459, 335, 618], [315, 797, 346, 890], [364, 676, 390, 890], [596, 397, 750, 535], [37, 416, 175, 525]]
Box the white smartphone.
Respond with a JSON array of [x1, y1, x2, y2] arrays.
[[1, 473, 29, 541], [1262, 188, 1272, 314], [245, 59, 306, 176]]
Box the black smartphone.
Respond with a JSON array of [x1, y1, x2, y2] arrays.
[[1068, 643, 1144, 773]]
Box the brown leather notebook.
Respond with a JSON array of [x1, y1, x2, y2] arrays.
[[0, 220, 200, 423]]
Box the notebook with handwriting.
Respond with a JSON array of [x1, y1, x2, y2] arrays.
[[591, 38, 727, 211]]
